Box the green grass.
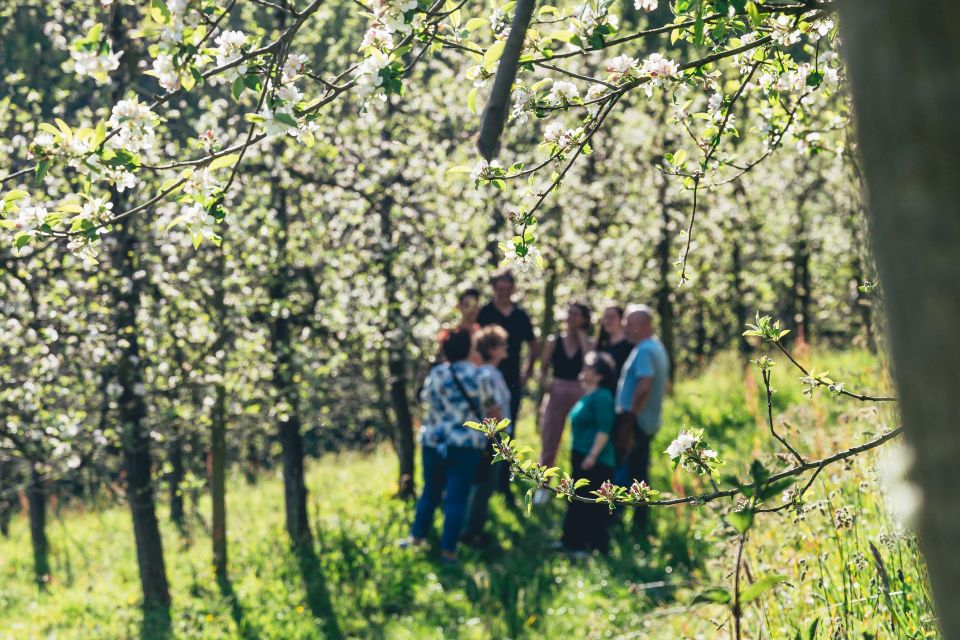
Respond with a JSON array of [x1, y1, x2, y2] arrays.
[[0, 349, 939, 639]]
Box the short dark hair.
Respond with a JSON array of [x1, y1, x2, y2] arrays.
[[584, 351, 617, 391], [459, 287, 481, 305], [441, 329, 473, 362], [490, 268, 515, 287]]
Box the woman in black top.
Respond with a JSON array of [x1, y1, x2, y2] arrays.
[[537, 303, 593, 470], [598, 305, 634, 378]]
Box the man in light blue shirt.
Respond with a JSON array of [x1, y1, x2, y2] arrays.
[[615, 304, 670, 534]]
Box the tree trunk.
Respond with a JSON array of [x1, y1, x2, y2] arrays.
[[211, 245, 228, 578], [378, 192, 416, 499], [168, 434, 184, 528], [114, 211, 170, 609], [27, 465, 48, 587], [270, 186, 311, 547], [106, 3, 169, 610], [655, 170, 677, 378], [211, 381, 227, 578], [839, 4, 960, 637]]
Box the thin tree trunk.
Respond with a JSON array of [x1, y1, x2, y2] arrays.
[[839, 4, 960, 637], [655, 170, 677, 378], [211, 381, 227, 577], [27, 465, 48, 587], [211, 245, 228, 578], [108, 4, 169, 609], [270, 186, 311, 547], [380, 195, 416, 498], [168, 434, 184, 528]]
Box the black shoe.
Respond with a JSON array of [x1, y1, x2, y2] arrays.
[[461, 531, 495, 549]]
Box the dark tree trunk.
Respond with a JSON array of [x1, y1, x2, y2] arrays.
[[655, 170, 676, 378], [27, 466, 48, 587], [107, 3, 169, 610], [730, 238, 750, 355], [114, 212, 170, 609], [375, 111, 417, 498], [270, 186, 311, 547], [244, 437, 259, 485], [168, 434, 184, 528], [211, 246, 228, 578], [211, 381, 227, 578], [839, 4, 960, 637]]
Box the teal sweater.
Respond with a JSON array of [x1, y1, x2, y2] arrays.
[[569, 387, 616, 468]]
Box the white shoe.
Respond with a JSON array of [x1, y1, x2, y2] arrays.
[[532, 488, 551, 505]]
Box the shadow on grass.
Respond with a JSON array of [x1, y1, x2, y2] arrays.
[[295, 540, 344, 640], [217, 574, 261, 640], [140, 604, 171, 640]]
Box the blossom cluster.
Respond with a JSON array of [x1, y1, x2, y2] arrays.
[[665, 428, 720, 475]]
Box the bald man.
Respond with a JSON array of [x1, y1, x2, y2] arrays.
[[616, 305, 670, 534]]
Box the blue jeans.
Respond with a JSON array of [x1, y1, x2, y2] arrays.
[[411, 445, 482, 553]]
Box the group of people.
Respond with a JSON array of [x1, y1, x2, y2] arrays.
[[402, 269, 671, 563]]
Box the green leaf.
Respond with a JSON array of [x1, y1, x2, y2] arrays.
[[745, 1, 761, 27], [740, 574, 790, 603], [273, 112, 299, 127], [692, 587, 731, 605], [728, 509, 754, 534], [693, 6, 704, 46], [467, 87, 479, 114], [464, 17, 488, 31], [208, 153, 240, 171], [483, 40, 506, 68], [35, 159, 51, 184], [14, 233, 30, 249], [232, 77, 245, 101]]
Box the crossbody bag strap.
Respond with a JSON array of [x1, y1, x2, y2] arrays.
[[449, 366, 484, 422]]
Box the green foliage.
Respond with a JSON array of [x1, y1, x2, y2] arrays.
[[0, 349, 936, 639]]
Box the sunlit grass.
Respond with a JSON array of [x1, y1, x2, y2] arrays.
[[0, 349, 937, 639]]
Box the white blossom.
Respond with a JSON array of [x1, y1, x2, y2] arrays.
[[604, 54, 638, 76], [634, 0, 657, 11], [585, 84, 607, 117], [639, 53, 680, 96], [71, 46, 123, 85], [282, 53, 309, 84], [152, 54, 180, 91], [214, 30, 248, 81], [666, 430, 698, 459], [771, 15, 801, 46], [108, 96, 158, 153], [547, 80, 579, 104]]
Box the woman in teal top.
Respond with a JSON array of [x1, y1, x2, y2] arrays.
[[560, 351, 618, 555]]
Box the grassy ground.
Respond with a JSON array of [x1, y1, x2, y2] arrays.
[[0, 349, 939, 639]]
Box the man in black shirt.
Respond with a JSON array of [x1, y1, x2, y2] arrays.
[[477, 269, 539, 434]]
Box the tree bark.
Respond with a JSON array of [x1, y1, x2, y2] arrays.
[[211, 246, 228, 578], [211, 381, 227, 577], [108, 4, 169, 610], [27, 465, 48, 587], [168, 434, 184, 528], [270, 186, 311, 547], [114, 211, 170, 609], [839, 4, 960, 637], [655, 170, 677, 378], [378, 192, 417, 499]]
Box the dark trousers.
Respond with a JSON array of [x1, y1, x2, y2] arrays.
[[626, 430, 653, 533], [561, 450, 613, 552], [462, 457, 508, 537], [496, 387, 523, 495], [411, 445, 481, 553]]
